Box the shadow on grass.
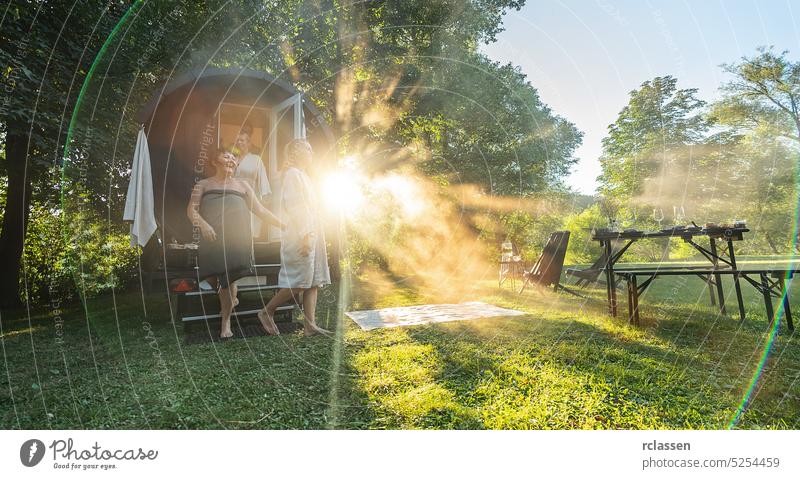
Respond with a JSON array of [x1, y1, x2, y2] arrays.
[[4, 276, 798, 429], [342, 279, 800, 429], [1, 286, 385, 430]]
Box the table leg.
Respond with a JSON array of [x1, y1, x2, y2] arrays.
[[604, 240, 617, 317], [760, 273, 775, 328], [779, 277, 793, 332], [631, 275, 640, 326], [709, 239, 727, 315], [626, 276, 634, 325], [703, 240, 715, 307], [728, 239, 746, 321], [707, 274, 716, 306]]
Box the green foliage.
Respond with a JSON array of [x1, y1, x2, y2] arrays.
[[0, 0, 129, 197], [343, 233, 388, 276], [21, 202, 139, 305], [712, 47, 800, 254], [20, 202, 69, 304], [561, 204, 604, 264], [411, 53, 582, 194], [498, 209, 564, 262], [0, 175, 5, 223], [64, 209, 140, 301], [596, 67, 799, 257], [599, 76, 711, 201], [723, 126, 798, 255], [720, 46, 800, 142]]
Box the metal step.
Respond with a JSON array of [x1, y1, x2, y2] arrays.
[[184, 322, 302, 344], [188, 282, 280, 297], [182, 305, 295, 322]]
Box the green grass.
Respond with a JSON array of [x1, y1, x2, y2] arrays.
[[1, 267, 799, 429]]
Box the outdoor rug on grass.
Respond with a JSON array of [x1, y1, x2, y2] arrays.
[[345, 301, 528, 331]]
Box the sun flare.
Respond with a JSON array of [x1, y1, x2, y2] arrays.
[[322, 170, 365, 215], [374, 174, 425, 218]]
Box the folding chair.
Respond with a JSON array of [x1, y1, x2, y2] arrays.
[[564, 249, 609, 287], [499, 241, 524, 288], [519, 231, 579, 296]]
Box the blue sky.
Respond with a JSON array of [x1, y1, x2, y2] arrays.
[[481, 0, 800, 194]]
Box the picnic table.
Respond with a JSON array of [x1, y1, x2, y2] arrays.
[[592, 224, 750, 319], [614, 268, 796, 331]]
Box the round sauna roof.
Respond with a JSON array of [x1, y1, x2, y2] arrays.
[[138, 67, 320, 122]]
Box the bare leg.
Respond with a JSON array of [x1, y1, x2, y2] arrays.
[[258, 288, 301, 335], [302, 287, 330, 336], [207, 277, 238, 306], [230, 282, 238, 309], [219, 283, 237, 339]]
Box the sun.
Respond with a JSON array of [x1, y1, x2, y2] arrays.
[[322, 170, 365, 215]]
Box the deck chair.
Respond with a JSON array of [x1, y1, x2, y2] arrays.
[[564, 249, 609, 287], [519, 231, 578, 296]]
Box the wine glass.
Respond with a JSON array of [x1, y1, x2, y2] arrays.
[[674, 205, 686, 225], [653, 208, 664, 229]]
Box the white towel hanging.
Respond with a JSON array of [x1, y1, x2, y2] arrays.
[[123, 127, 157, 248]]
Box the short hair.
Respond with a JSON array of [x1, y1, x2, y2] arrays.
[[213, 145, 234, 159], [202, 146, 233, 177], [239, 123, 253, 137], [284, 139, 312, 163]]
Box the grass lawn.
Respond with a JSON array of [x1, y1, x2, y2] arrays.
[[1, 265, 799, 429]]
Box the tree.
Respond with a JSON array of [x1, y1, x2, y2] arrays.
[[411, 52, 582, 195], [720, 47, 800, 141], [598, 76, 711, 202], [5, 0, 559, 307], [711, 47, 800, 254], [597, 76, 712, 261], [0, 1, 131, 308]]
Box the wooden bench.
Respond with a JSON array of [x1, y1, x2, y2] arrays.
[[614, 268, 797, 331]]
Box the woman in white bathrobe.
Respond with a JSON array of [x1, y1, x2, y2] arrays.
[[258, 139, 331, 336], [233, 129, 271, 238]]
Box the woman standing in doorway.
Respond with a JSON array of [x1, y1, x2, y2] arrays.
[[258, 139, 331, 336], [233, 125, 271, 239]]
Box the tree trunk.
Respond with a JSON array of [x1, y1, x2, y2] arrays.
[[0, 132, 32, 309]]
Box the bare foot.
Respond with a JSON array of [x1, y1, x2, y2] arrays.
[[304, 323, 332, 337], [257, 310, 280, 335], [220, 326, 233, 340]]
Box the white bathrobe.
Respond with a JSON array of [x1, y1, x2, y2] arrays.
[[235, 152, 271, 237], [277, 167, 331, 289]]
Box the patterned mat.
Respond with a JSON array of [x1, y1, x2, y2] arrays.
[[345, 301, 528, 331]]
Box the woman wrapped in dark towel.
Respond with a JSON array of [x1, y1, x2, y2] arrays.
[[186, 148, 284, 339]]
